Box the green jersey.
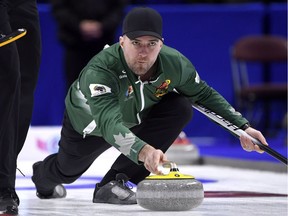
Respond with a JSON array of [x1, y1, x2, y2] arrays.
[[65, 43, 248, 164]]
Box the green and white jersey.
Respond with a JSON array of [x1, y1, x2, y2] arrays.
[[65, 43, 248, 164]]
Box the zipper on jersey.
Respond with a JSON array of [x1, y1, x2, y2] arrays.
[[135, 77, 148, 124], [82, 120, 97, 138]]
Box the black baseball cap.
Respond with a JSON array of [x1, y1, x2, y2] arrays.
[[122, 7, 163, 41]]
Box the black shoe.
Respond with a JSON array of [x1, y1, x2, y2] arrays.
[[32, 161, 67, 199], [0, 188, 19, 215], [36, 184, 67, 199], [93, 173, 136, 205]]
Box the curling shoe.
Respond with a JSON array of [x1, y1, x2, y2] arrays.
[[93, 173, 136, 205], [32, 161, 67, 199], [36, 184, 67, 199], [0, 188, 19, 215]]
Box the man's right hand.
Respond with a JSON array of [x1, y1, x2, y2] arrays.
[[138, 144, 168, 175]]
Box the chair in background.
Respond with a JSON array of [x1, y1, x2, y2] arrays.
[[230, 35, 287, 136]]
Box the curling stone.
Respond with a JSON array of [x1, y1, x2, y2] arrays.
[[136, 162, 204, 211]]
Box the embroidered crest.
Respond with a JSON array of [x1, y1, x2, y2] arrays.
[[125, 85, 134, 97], [89, 84, 111, 97], [154, 79, 171, 97]]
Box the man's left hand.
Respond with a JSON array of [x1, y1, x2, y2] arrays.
[[240, 127, 268, 153]]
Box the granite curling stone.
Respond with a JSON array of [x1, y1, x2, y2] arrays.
[[136, 162, 204, 211]]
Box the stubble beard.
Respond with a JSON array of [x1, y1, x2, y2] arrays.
[[129, 62, 151, 77]]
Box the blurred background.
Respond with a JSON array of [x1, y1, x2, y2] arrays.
[[23, 0, 287, 168]]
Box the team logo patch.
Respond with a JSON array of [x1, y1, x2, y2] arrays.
[[126, 85, 134, 97], [154, 79, 171, 97], [89, 84, 111, 97]]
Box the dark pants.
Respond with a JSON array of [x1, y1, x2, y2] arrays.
[[32, 93, 193, 193], [0, 0, 41, 188]]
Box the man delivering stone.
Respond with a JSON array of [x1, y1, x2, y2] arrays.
[[32, 7, 267, 205]]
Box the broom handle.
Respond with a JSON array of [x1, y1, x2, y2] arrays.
[[192, 103, 287, 166]]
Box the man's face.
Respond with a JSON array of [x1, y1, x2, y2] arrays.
[[120, 35, 163, 77]]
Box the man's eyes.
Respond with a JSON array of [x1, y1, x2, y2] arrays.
[[132, 41, 140, 46], [131, 41, 157, 47]]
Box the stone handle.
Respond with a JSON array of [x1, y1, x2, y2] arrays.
[[162, 161, 179, 172]]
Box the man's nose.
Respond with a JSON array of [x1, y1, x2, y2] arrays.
[[139, 46, 148, 56]]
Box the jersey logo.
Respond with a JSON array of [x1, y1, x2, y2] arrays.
[[113, 132, 136, 156], [89, 84, 111, 97], [119, 70, 127, 79], [126, 85, 134, 97], [154, 79, 171, 97], [119, 74, 127, 79], [124, 85, 134, 101]]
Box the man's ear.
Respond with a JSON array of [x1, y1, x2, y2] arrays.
[[160, 39, 164, 48], [119, 36, 124, 48]]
